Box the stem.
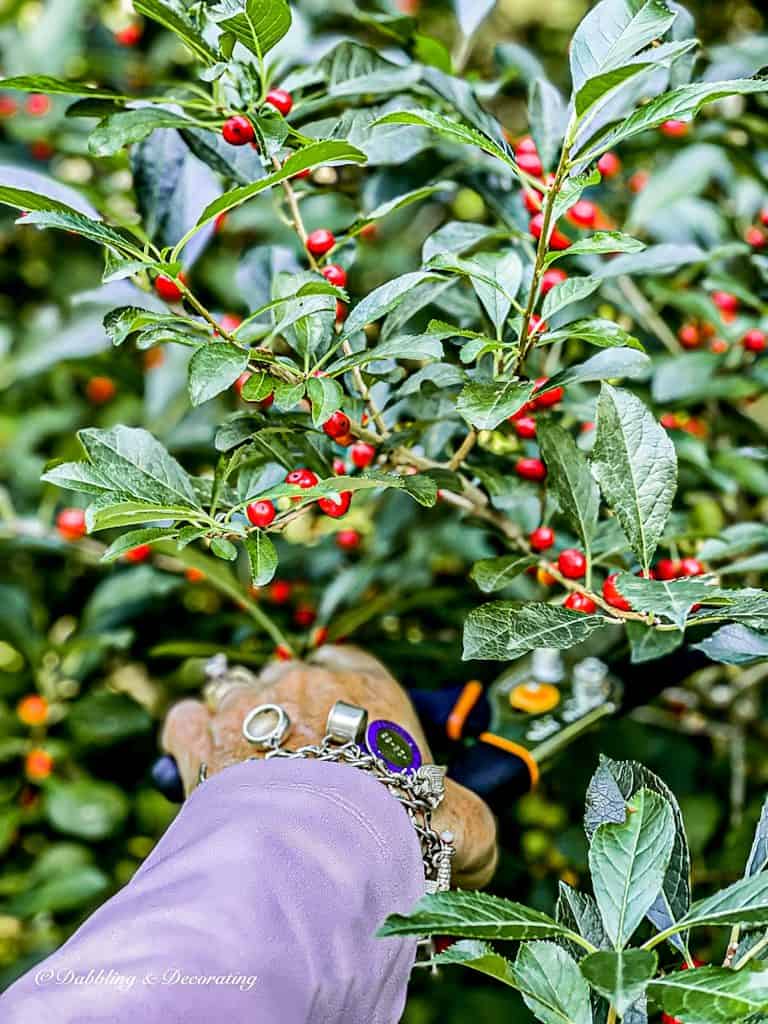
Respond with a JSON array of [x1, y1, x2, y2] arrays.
[[723, 925, 741, 968], [616, 275, 682, 355], [449, 428, 477, 471]]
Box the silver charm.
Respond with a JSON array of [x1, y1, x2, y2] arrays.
[[325, 700, 368, 744], [242, 703, 291, 750], [197, 762, 209, 786]]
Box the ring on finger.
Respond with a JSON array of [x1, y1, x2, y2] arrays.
[[242, 703, 291, 750]]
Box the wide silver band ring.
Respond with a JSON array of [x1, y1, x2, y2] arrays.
[[242, 703, 291, 750]]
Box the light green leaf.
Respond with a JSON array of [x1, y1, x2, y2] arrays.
[[545, 232, 645, 265], [677, 871, 768, 930], [342, 271, 440, 337], [468, 251, 523, 334], [45, 779, 130, 840], [544, 348, 651, 394], [470, 555, 538, 593], [188, 343, 249, 406], [87, 501, 200, 531], [592, 385, 677, 573], [101, 527, 177, 562], [456, 378, 534, 430], [463, 603, 607, 661], [529, 77, 568, 172], [537, 420, 600, 554], [580, 949, 658, 1017], [245, 531, 278, 587], [649, 965, 768, 1024], [514, 941, 593, 1024], [613, 573, 728, 628], [325, 333, 444, 375], [0, 187, 139, 256], [211, 0, 291, 57], [0, 75, 128, 100], [693, 625, 768, 666], [307, 376, 343, 426], [134, 0, 220, 64], [89, 108, 196, 157], [434, 939, 518, 985], [540, 318, 643, 351], [541, 276, 602, 320], [373, 109, 511, 165], [589, 787, 675, 948]]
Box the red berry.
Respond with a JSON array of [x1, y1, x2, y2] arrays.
[[115, 23, 142, 45], [17, 695, 48, 726], [335, 300, 348, 322], [214, 212, 228, 233], [661, 1015, 683, 1024], [219, 313, 242, 334], [222, 115, 255, 145], [515, 136, 538, 155], [513, 415, 537, 439], [26, 93, 51, 117], [742, 328, 767, 353], [580, 421, 595, 433], [336, 529, 361, 550], [540, 267, 567, 295], [26, 748, 54, 780], [529, 212, 570, 250], [274, 644, 293, 661], [0, 96, 18, 118], [517, 151, 543, 176], [269, 580, 292, 604], [660, 119, 689, 137], [678, 323, 701, 349], [311, 625, 329, 646], [558, 548, 587, 579], [567, 200, 597, 228], [285, 468, 319, 489], [293, 604, 316, 628], [660, 413, 681, 430], [532, 377, 564, 408], [515, 457, 546, 482], [528, 314, 548, 336], [564, 592, 597, 613], [185, 567, 205, 583], [306, 229, 335, 256], [629, 170, 649, 193], [323, 411, 351, 439], [56, 507, 86, 541], [679, 557, 704, 577], [603, 573, 631, 610], [350, 442, 376, 469], [597, 152, 621, 178], [710, 337, 729, 354], [85, 375, 116, 404], [761, 209, 768, 227], [246, 500, 277, 528], [155, 272, 186, 303], [529, 526, 555, 551], [318, 490, 352, 518], [655, 558, 681, 580], [745, 226, 766, 249], [712, 291, 739, 314], [523, 188, 543, 214], [265, 89, 293, 116], [322, 263, 347, 287], [124, 544, 152, 563]]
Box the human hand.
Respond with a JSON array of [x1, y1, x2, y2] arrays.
[[162, 645, 498, 889]]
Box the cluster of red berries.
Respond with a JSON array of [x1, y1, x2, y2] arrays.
[[745, 208, 768, 249], [678, 307, 765, 354], [220, 89, 294, 147], [660, 411, 708, 437], [509, 377, 565, 455]]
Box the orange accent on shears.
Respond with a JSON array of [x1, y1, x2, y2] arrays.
[[446, 680, 484, 741], [478, 732, 540, 789]]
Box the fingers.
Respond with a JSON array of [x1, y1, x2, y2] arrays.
[[161, 699, 213, 796], [436, 779, 498, 890], [309, 645, 393, 679]]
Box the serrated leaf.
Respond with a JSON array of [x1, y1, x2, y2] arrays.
[[545, 232, 645, 265], [463, 603, 607, 661], [468, 251, 523, 334], [592, 385, 677, 573], [101, 527, 176, 563], [537, 420, 600, 553], [581, 949, 657, 1016], [557, 883, 610, 952], [210, 0, 291, 58], [134, 0, 220, 64], [746, 797, 768, 879], [649, 965, 768, 1024], [543, 347, 651, 393], [613, 573, 729, 628], [540, 318, 643, 351], [325, 333, 444, 375], [0, 75, 128, 100], [245, 531, 278, 587], [678, 872, 768, 930], [590, 787, 675, 948], [373, 109, 511, 166], [515, 942, 593, 1024], [188, 343, 249, 406], [456, 379, 534, 430], [307, 376, 343, 426], [89, 108, 196, 157], [342, 271, 440, 337], [529, 77, 568, 172], [693, 625, 768, 666], [541, 276, 602, 320], [626, 621, 683, 663], [470, 555, 538, 593]]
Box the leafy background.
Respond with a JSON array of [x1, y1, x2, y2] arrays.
[[0, 0, 767, 1019]]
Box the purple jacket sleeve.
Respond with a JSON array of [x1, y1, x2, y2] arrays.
[[1, 758, 426, 1024]]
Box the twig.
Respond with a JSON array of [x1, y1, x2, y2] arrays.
[[449, 428, 477, 471], [616, 275, 682, 355]]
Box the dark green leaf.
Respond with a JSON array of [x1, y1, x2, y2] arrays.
[[89, 108, 197, 157], [693, 624, 768, 666], [210, 0, 291, 58], [649, 965, 768, 1024], [245, 531, 278, 587], [581, 949, 658, 1016], [463, 603, 607, 661], [456, 379, 534, 430], [470, 555, 539, 593], [188, 343, 249, 406], [134, 0, 220, 64], [538, 419, 600, 554]]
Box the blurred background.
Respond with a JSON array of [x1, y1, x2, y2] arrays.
[[1, 0, 768, 1018]]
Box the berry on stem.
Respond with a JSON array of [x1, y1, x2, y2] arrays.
[[678, 322, 701, 349], [265, 89, 293, 116], [222, 115, 255, 146], [564, 592, 597, 613], [56, 507, 86, 541], [115, 23, 143, 45], [17, 695, 48, 726], [540, 267, 567, 295], [26, 94, 51, 117], [336, 529, 361, 550], [246, 500, 277, 528], [712, 291, 739, 314], [322, 264, 347, 287], [529, 526, 555, 551], [529, 212, 570, 250], [558, 548, 587, 579], [306, 229, 335, 256], [286, 468, 319, 489], [745, 226, 766, 249], [155, 272, 186, 303], [350, 442, 376, 469], [532, 377, 564, 408], [597, 152, 621, 178], [660, 119, 689, 137], [679, 557, 704, 577], [515, 457, 546, 482], [318, 491, 352, 518], [124, 544, 152, 564], [26, 748, 53, 781], [86, 376, 116, 404], [323, 411, 351, 439], [567, 199, 597, 228], [603, 573, 631, 610], [269, 580, 292, 604], [742, 328, 767, 353], [512, 415, 537, 439]]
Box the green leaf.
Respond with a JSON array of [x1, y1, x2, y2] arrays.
[[134, 0, 220, 64], [552, 169, 602, 223], [468, 251, 523, 334], [541, 276, 602, 320], [9, 866, 109, 917], [373, 109, 511, 166], [245, 531, 278, 587], [589, 787, 675, 948], [537, 420, 600, 554], [649, 965, 768, 1024], [379, 890, 574, 941], [463, 603, 607, 661], [746, 796, 768, 878], [456, 379, 534, 430], [470, 555, 538, 593], [0, 187, 139, 256], [188, 343, 249, 406], [307, 376, 343, 426], [626, 621, 684, 663], [693, 624, 768, 666], [197, 141, 368, 227], [613, 573, 728, 628], [101, 527, 176, 562], [87, 501, 200, 531], [544, 232, 645, 265], [556, 883, 610, 952], [211, 0, 291, 57], [514, 942, 593, 1024], [325, 333, 444, 375], [540, 318, 643, 351], [529, 78, 568, 172], [543, 347, 651, 392], [677, 871, 768, 930], [580, 949, 658, 1017], [356, 182, 452, 229], [433, 939, 518, 985], [342, 271, 441, 337], [0, 75, 127, 100], [592, 384, 677, 573], [89, 108, 197, 157], [45, 779, 130, 840]]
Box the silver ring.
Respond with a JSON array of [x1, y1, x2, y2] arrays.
[[242, 703, 291, 750], [326, 700, 368, 744]]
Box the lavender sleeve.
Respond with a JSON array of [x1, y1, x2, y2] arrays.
[[1, 758, 426, 1024]]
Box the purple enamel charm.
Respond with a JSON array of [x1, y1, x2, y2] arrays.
[[365, 719, 422, 774]]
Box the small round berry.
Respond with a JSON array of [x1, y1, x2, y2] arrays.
[[311, 625, 330, 646], [154, 272, 186, 303], [597, 152, 621, 178], [761, 209, 768, 228], [742, 328, 767, 353], [529, 526, 555, 551], [274, 644, 293, 661], [558, 548, 587, 579], [679, 557, 704, 577], [86, 375, 116, 404], [603, 572, 631, 610], [515, 457, 546, 482], [265, 88, 293, 116], [115, 22, 143, 45], [222, 115, 255, 146], [712, 291, 739, 314], [536, 566, 556, 586], [528, 314, 548, 336], [318, 490, 352, 518], [0, 96, 18, 118], [286, 467, 319, 489], [513, 415, 537, 439], [322, 263, 347, 287], [26, 93, 51, 117], [660, 412, 681, 430], [185, 567, 205, 583], [564, 592, 597, 613], [529, 213, 571, 250], [515, 135, 538, 155], [629, 170, 649, 193], [143, 347, 164, 370], [306, 229, 336, 256], [323, 411, 351, 439], [710, 338, 729, 354], [336, 300, 348, 322], [56, 507, 86, 541], [532, 377, 564, 408], [567, 200, 597, 228], [350, 442, 376, 469], [269, 580, 292, 604], [655, 558, 681, 580], [332, 457, 347, 475], [124, 544, 152, 563], [745, 226, 766, 249], [17, 695, 48, 727], [336, 529, 361, 551], [246, 500, 277, 528], [523, 188, 543, 214], [660, 119, 689, 137], [293, 604, 316, 628], [678, 322, 701, 349], [26, 748, 53, 781], [517, 151, 543, 176], [540, 267, 567, 295], [218, 313, 243, 334], [30, 140, 54, 161]]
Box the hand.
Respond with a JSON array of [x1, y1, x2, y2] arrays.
[[162, 645, 498, 889]]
